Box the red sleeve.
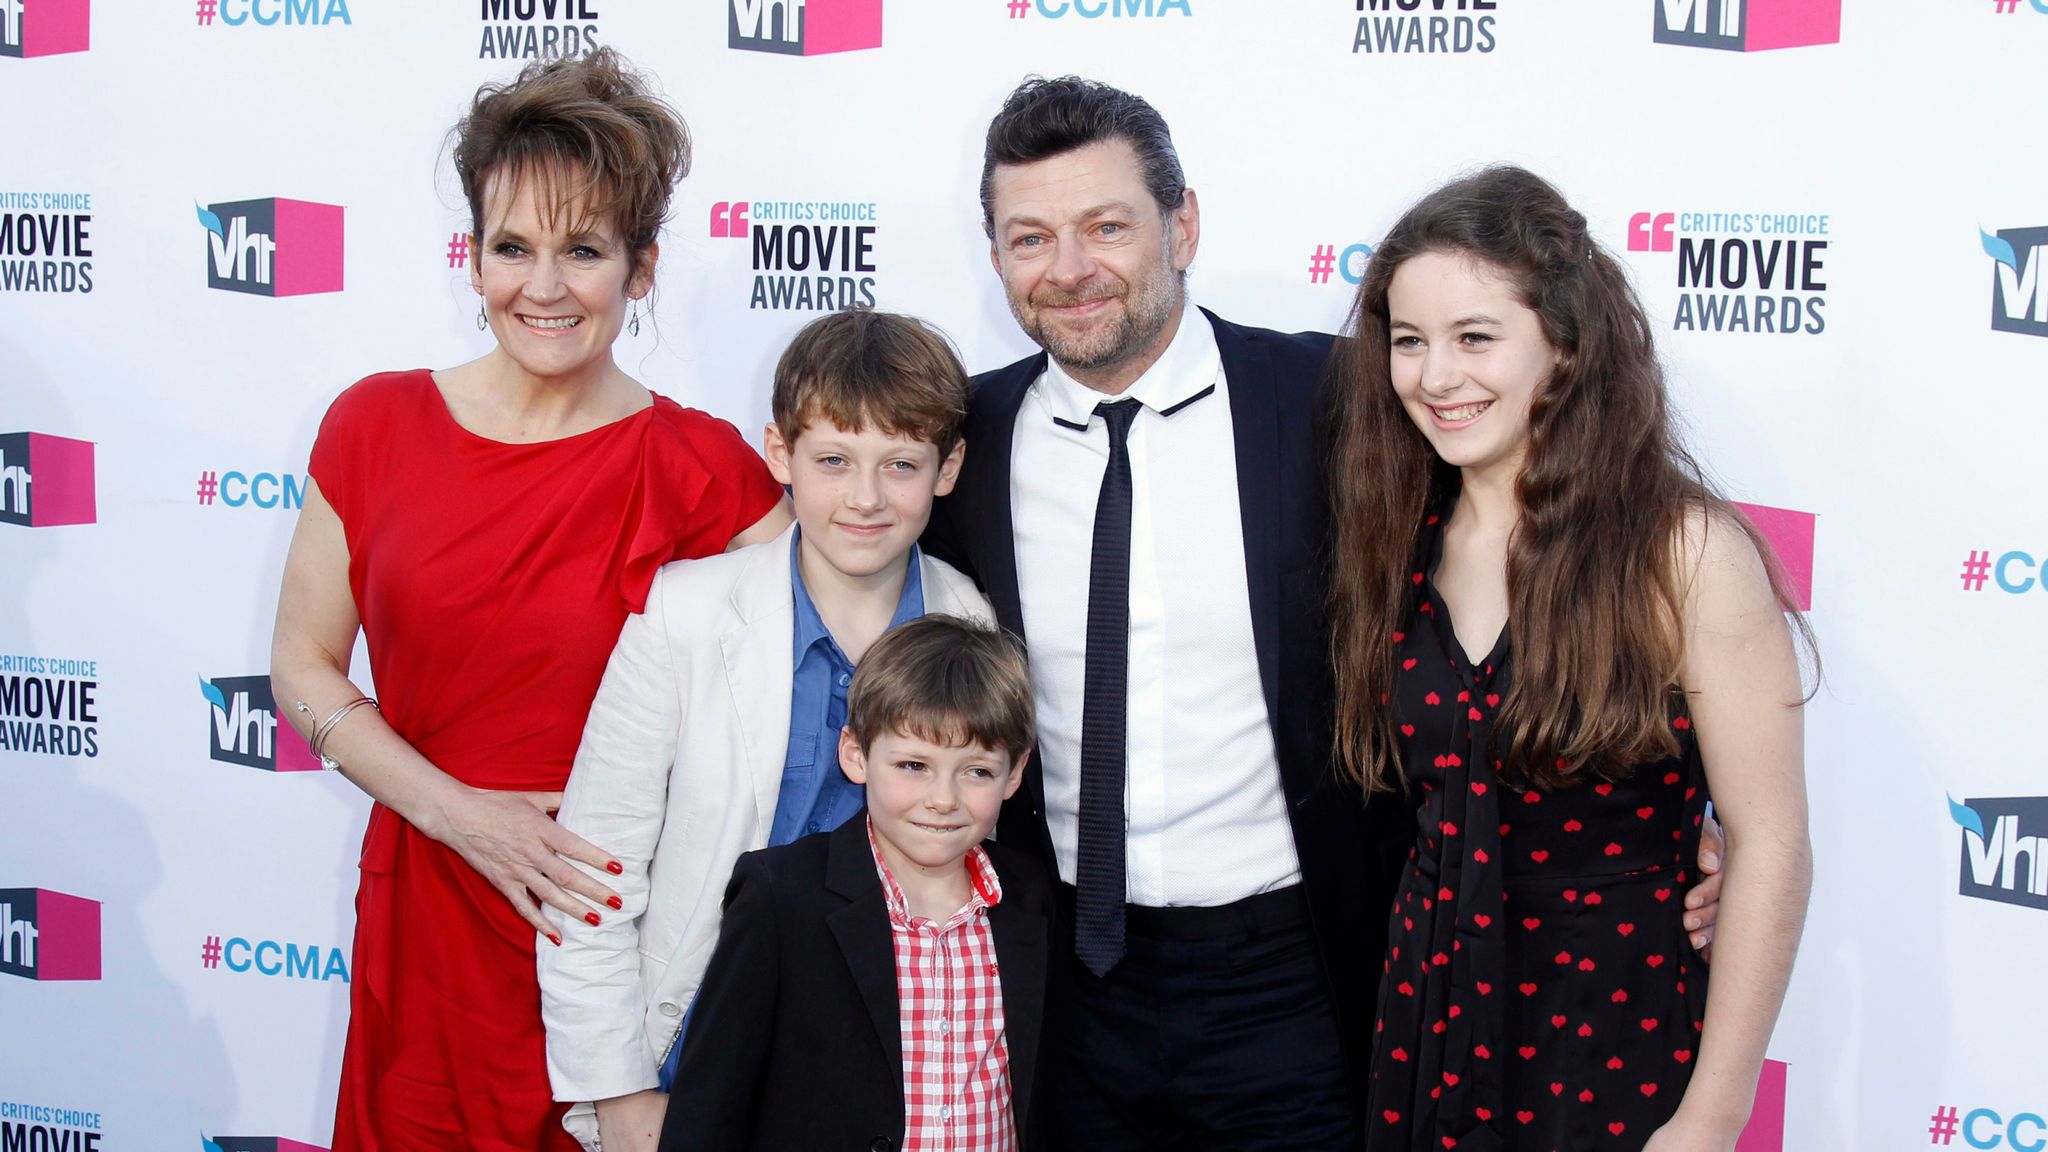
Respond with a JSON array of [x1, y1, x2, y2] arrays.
[[307, 371, 414, 538], [615, 403, 782, 613], [666, 408, 783, 558]]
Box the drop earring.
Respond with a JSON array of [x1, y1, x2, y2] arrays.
[[476, 302, 487, 331], [628, 299, 642, 338]]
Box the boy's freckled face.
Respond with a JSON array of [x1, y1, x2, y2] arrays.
[[840, 727, 1024, 877], [765, 420, 964, 581]]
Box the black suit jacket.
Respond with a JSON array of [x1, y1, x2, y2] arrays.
[[922, 308, 1413, 1119], [658, 818, 1051, 1152]]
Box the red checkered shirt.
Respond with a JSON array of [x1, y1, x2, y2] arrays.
[[868, 821, 1015, 1152]]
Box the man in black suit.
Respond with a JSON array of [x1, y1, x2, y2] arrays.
[[923, 77, 1412, 1150]]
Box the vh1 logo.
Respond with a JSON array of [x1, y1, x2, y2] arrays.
[[200, 675, 320, 772], [0, 887, 102, 981], [1985, 226, 2048, 339], [198, 197, 344, 297], [0, 431, 96, 528], [0, 0, 90, 58], [1653, 0, 1840, 51], [729, 0, 882, 56]]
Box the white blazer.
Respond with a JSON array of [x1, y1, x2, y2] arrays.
[[538, 525, 991, 1140]]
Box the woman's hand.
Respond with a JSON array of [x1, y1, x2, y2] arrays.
[[428, 786, 622, 939], [595, 1089, 668, 1152]]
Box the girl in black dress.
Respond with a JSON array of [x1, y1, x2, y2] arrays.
[[1326, 166, 1812, 1152]]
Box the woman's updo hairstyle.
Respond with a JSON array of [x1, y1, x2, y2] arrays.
[[452, 47, 689, 277]]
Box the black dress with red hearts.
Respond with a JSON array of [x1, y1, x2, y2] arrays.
[[1364, 518, 1709, 1152]]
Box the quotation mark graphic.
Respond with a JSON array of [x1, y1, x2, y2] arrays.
[[1959, 551, 1992, 592], [1308, 245, 1336, 285], [196, 471, 219, 506], [446, 233, 470, 269], [201, 935, 224, 969], [1007, 0, 1031, 15], [195, 0, 218, 24]]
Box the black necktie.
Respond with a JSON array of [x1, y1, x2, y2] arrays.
[[1075, 398, 1141, 978]]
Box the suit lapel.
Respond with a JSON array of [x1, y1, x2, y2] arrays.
[[1208, 309, 1285, 731], [824, 820, 903, 1088], [720, 529, 799, 841], [964, 356, 1039, 639], [987, 882, 1048, 1127]]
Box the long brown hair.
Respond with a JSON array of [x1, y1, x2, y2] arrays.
[[1327, 165, 1808, 791]]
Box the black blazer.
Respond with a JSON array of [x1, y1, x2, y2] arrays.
[[922, 308, 1413, 1119], [658, 818, 1051, 1152]]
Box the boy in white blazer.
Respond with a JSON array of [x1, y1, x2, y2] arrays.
[[537, 310, 993, 1152]]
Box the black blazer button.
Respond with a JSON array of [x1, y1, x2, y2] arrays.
[[869, 1139, 894, 1152]]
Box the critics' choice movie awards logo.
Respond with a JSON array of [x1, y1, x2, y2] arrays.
[[0, 432, 95, 528], [1, 1105, 103, 1152], [198, 934, 350, 982], [479, 0, 597, 61], [0, 0, 88, 57], [1981, 226, 2048, 339], [0, 654, 100, 758], [193, 0, 351, 27], [1353, 0, 1497, 54], [1652, 0, 1839, 51], [1948, 796, 2048, 912], [200, 676, 320, 772], [1625, 210, 1830, 335], [710, 198, 880, 311], [730, 0, 881, 55], [0, 888, 101, 981], [196, 198, 343, 297], [1, 192, 93, 293]]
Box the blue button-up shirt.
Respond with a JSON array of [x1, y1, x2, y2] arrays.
[[767, 531, 926, 846]]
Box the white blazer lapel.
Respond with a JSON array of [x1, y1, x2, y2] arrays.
[[720, 527, 799, 845]]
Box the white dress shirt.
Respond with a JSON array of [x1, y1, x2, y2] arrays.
[[1010, 305, 1302, 907]]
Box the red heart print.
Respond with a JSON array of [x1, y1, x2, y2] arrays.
[[1530, 850, 1550, 863], [1604, 843, 1624, 856], [1519, 1045, 1537, 1059], [1563, 819, 1583, 832], [1584, 892, 1603, 906], [1640, 1018, 1659, 1032], [1473, 915, 1492, 928], [1551, 1015, 1568, 1028], [1617, 923, 1636, 937], [1640, 1083, 1659, 1097], [1517, 1112, 1534, 1124], [1674, 1049, 1693, 1063], [1609, 1122, 1627, 1136], [1519, 983, 1539, 996], [1383, 1111, 1400, 1124], [1470, 781, 1488, 795]]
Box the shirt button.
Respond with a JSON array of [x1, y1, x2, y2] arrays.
[[837, 672, 851, 687], [937, 1017, 951, 1035], [939, 1105, 952, 1123], [657, 1001, 681, 1018]]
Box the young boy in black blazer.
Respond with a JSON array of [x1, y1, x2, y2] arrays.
[[658, 615, 1049, 1152]]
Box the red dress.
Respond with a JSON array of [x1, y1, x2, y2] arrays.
[[309, 370, 781, 1152]]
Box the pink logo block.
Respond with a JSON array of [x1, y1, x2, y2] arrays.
[[1745, 0, 1840, 51], [0, 431, 96, 528], [1732, 502, 1815, 611], [275, 719, 321, 773], [0, 887, 102, 981], [805, 0, 883, 54], [1734, 1058, 1788, 1152], [272, 198, 345, 297], [2, 0, 90, 58]]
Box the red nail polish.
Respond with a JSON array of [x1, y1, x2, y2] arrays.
[[547, 933, 562, 947], [607, 896, 623, 911], [585, 911, 602, 927], [605, 861, 624, 875]]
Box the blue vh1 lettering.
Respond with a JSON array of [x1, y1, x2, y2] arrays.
[[1, 192, 92, 293], [1627, 210, 1830, 335], [1354, 0, 1497, 54], [1982, 226, 2048, 339], [479, 0, 599, 60], [1949, 796, 2048, 913], [0, 1104, 104, 1152], [0, 653, 99, 758], [737, 199, 881, 311]]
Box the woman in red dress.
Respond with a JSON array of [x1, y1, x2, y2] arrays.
[[271, 50, 788, 1152], [1326, 167, 1812, 1151]]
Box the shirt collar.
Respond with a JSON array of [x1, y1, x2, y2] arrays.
[[789, 527, 925, 668], [1033, 299, 1222, 428], [868, 816, 1005, 931]]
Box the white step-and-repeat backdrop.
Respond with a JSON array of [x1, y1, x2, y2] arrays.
[[5, 1, 2045, 1149]]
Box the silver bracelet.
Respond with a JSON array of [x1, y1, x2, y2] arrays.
[[294, 696, 379, 771]]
